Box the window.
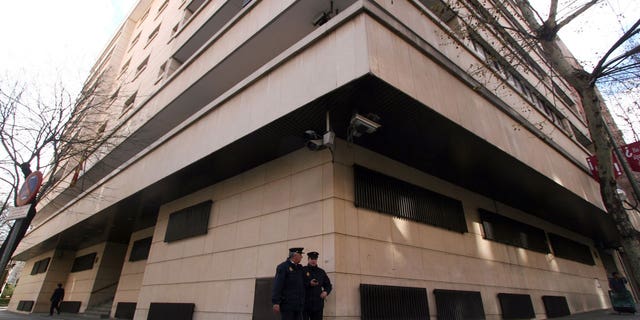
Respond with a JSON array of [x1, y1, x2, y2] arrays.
[[170, 23, 179, 39], [110, 87, 120, 102], [147, 25, 161, 46], [119, 58, 131, 78], [156, 0, 169, 18], [135, 56, 150, 79], [548, 233, 595, 265], [123, 92, 137, 114], [479, 209, 549, 253], [139, 8, 150, 25], [417, 0, 457, 22], [354, 165, 467, 233], [129, 32, 141, 51], [30, 257, 50, 275], [129, 237, 152, 261], [164, 200, 212, 242], [360, 284, 429, 319], [17, 301, 34, 312], [157, 61, 167, 82], [542, 296, 570, 318], [71, 252, 97, 272]]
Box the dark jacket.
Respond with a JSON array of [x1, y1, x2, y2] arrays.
[[50, 287, 64, 302], [609, 276, 629, 293], [303, 265, 332, 312], [272, 260, 305, 311]]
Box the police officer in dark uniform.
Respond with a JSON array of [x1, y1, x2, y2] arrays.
[[272, 247, 306, 320], [303, 251, 332, 320]]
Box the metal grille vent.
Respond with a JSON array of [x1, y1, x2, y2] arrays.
[[479, 209, 549, 253], [542, 296, 570, 318], [360, 284, 429, 320], [17, 301, 33, 312], [354, 165, 467, 233], [164, 200, 212, 242], [497, 293, 535, 319], [548, 233, 595, 265], [433, 289, 485, 319]]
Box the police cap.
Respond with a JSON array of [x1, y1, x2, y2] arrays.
[[289, 247, 304, 254], [307, 251, 319, 259]]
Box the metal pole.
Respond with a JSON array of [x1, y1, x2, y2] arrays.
[[604, 123, 640, 203]]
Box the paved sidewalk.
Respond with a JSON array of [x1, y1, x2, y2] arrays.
[[0, 307, 638, 319]]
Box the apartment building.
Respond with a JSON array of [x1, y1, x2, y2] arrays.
[[7, 0, 625, 319]]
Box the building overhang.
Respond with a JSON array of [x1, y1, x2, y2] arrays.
[[13, 74, 618, 261]]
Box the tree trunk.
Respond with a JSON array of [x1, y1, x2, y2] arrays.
[[538, 37, 640, 289]]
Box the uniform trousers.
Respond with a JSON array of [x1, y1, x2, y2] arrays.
[[303, 310, 323, 320], [280, 310, 303, 320]]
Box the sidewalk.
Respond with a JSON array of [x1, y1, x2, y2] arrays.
[[0, 307, 638, 319]]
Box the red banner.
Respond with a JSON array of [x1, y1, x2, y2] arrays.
[[622, 141, 640, 172], [586, 154, 623, 180]]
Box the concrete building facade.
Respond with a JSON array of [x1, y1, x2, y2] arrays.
[[7, 0, 627, 319]]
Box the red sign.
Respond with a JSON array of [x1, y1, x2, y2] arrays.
[[586, 154, 623, 180], [622, 141, 640, 172], [16, 171, 43, 207]]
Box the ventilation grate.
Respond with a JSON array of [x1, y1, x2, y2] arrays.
[[354, 165, 467, 233], [434, 289, 485, 319], [360, 284, 429, 320]]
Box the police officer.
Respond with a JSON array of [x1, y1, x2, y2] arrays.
[[272, 247, 306, 320], [303, 251, 332, 320]]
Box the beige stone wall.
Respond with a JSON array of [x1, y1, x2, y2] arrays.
[[331, 140, 610, 319], [8, 249, 75, 313], [64, 243, 105, 312], [134, 148, 335, 319], [111, 227, 154, 318]]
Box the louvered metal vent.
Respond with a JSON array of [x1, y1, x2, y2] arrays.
[[165, 200, 212, 242], [354, 165, 467, 233], [360, 284, 429, 320], [548, 233, 595, 265], [497, 293, 535, 319], [479, 209, 549, 253], [17, 301, 33, 312], [542, 295, 570, 318], [433, 289, 485, 319]]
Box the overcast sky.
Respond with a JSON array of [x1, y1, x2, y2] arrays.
[[0, 0, 136, 94]]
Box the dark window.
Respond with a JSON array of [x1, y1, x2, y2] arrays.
[[542, 295, 570, 318], [354, 165, 467, 233], [115, 302, 137, 319], [129, 237, 152, 262], [548, 233, 595, 265], [30, 257, 50, 275], [360, 284, 429, 320], [433, 289, 485, 319], [497, 293, 535, 319], [71, 253, 97, 273], [17, 300, 34, 311], [252, 278, 275, 320], [164, 201, 212, 242], [479, 209, 549, 253], [148, 303, 195, 320]]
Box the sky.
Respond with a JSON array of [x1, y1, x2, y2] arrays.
[[0, 0, 137, 95]]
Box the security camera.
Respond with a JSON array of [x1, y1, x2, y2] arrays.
[[349, 113, 381, 138], [305, 130, 335, 151], [312, 12, 329, 26]]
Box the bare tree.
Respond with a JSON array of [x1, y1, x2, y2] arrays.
[[0, 73, 117, 273]]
